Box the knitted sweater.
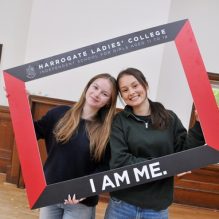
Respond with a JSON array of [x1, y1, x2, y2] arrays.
[[34, 105, 109, 206]]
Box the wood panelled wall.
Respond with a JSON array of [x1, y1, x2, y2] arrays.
[[0, 95, 219, 209], [0, 106, 14, 173], [174, 165, 219, 209]]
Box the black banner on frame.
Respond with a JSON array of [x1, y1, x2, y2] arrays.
[[34, 145, 219, 208], [5, 20, 186, 81]]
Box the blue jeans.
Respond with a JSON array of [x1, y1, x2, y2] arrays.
[[104, 197, 168, 219], [39, 203, 95, 219]]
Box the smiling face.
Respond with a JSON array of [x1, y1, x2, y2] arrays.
[[85, 78, 112, 110], [119, 74, 148, 108]]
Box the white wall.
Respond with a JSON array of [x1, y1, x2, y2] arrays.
[[24, 0, 171, 107], [157, 0, 219, 127], [0, 0, 33, 105], [1, 0, 219, 127], [170, 0, 219, 73]]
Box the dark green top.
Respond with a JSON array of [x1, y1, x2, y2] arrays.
[[109, 105, 205, 210]]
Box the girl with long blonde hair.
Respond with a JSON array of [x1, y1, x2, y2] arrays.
[[35, 73, 118, 219]]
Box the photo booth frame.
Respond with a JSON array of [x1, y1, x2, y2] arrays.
[[3, 19, 219, 209]]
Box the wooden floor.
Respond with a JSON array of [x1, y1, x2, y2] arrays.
[[1, 176, 219, 219]]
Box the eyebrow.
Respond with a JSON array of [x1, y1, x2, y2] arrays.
[[93, 82, 111, 95], [120, 81, 138, 89]]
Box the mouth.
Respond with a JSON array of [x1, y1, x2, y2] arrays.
[[90, 96, 99, 103], [129, 95, 139, 101]]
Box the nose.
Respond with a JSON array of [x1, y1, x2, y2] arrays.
[[128, 88, 135, 96], [94, 89, 101, 98]]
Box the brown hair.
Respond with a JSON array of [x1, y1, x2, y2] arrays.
[[54, 73, 118, 161], [117, 68, 170, 129]]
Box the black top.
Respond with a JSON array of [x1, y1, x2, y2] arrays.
[[34, 105, 109, 206], [109, 105, 205, 210]]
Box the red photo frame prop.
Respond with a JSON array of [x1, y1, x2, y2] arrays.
[[3, 19, 219, 209]]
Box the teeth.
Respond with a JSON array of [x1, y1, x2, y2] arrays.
[[130, 96, 138, 101]]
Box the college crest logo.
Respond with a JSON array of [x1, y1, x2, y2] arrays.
[[26, 65, 36, 79]]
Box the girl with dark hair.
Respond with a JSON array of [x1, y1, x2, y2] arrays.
[[104, 68, 205, 219], [34, 73, 118, 219]]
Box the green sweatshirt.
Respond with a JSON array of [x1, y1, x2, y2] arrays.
[[109, 105, 205, 210]]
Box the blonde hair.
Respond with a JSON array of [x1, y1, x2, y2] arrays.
[[54, 73, 118, 161]]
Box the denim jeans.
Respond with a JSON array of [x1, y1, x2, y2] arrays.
[[104, 197, 168, 219], [39, 203, 95, 219]]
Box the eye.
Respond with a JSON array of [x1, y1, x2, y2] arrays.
[[102, 92, 109, 97], [93, 85, 98, 90], [121, 89, 128, 93], [101, 91, 109, 97]]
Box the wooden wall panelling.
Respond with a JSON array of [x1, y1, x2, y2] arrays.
[[174, 164, 219, 209], [0, 106, 26, 185], [6, 142, 21, 185], [0, 106, 14, 174], [0, 106, 22, 186]]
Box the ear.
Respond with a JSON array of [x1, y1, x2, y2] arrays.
[[146, 86, 149, 92]]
